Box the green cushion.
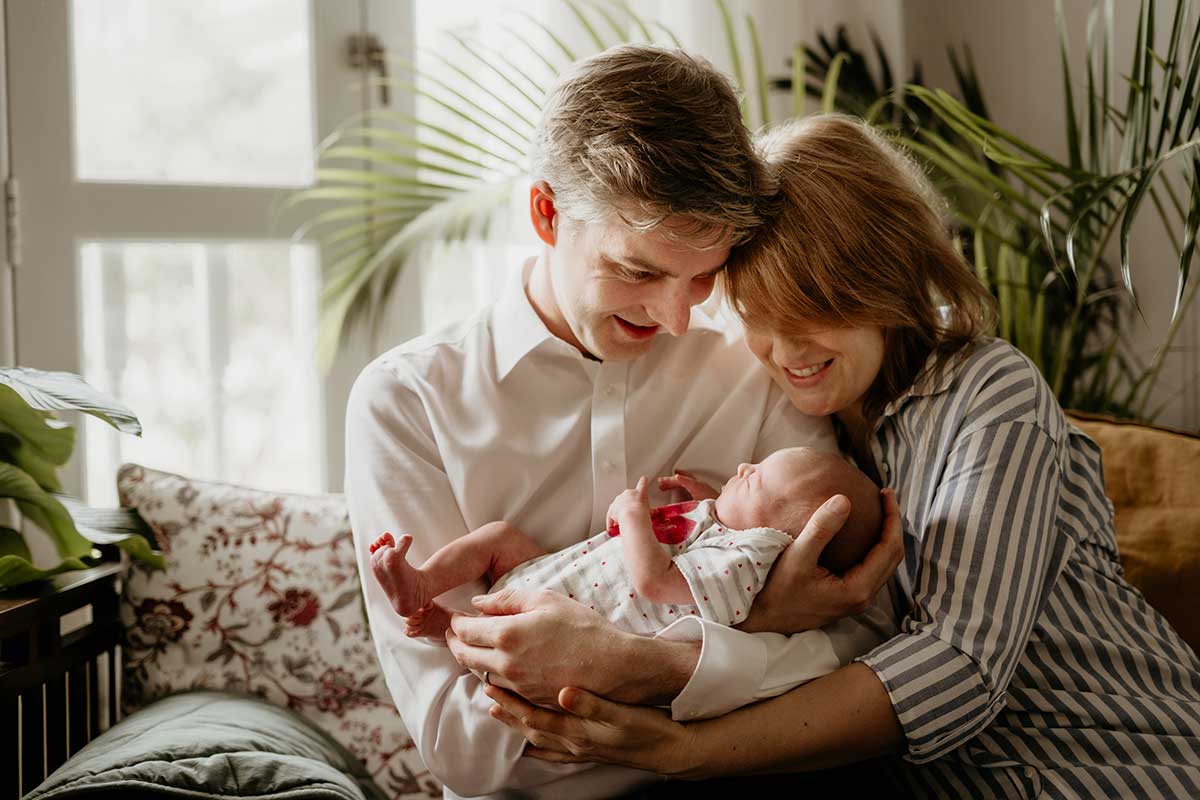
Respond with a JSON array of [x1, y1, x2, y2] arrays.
[[25, 691, 386, 800]]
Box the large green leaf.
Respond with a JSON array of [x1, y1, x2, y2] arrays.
[[0, 384, 74, 466], [0, 526, 93, 589], [56, 494, 164, 570], [0, 367, 141, 436], [0, 462, 92, 559], [0, 432, 63, 492]]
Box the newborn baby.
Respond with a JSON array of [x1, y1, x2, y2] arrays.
[[369, 447, 881, 638]]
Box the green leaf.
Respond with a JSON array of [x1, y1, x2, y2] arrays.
[[1056, 0, 1083, 172], [1172, 157, 1200, 320], [0, 384, 74, 465], [579, 0, 629, 43], [612, 0, 653, 41], [448, 32, 545, 115], [0, 433, 63, 492], [56, 494, 163, 570], [317, 178, 520, 368], [516, 11, 577, 64], [822, 52, 850, 114], [0, 527, 94, 589], [563, 0, 606, 51], [714, 0, 744, 88], [792, 43, 806, 119], [746, 13, 769, 128], [0, 463, 91, 559], [649, 21, 681, 49], [0, 367, 140, 436]]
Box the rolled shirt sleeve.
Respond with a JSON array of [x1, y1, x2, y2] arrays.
[[857, 420, 1074, 763]]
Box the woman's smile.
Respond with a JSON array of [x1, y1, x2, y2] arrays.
[[782, 358, 834, 387]]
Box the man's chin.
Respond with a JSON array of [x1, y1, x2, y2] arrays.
[[587, 334, 654, 362]]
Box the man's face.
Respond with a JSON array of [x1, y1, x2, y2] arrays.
[[545, 215, 730, 361]]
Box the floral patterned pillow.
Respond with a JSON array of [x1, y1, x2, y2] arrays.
[[117, 463, 442, 800]]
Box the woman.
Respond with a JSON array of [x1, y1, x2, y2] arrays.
[[484, 115, 1200, 798]]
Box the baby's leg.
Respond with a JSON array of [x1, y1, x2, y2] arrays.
[[404, 602, 452, 639], [368, 521, 546, 617]]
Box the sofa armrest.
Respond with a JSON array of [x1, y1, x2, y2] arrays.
[[1066, 411, 1200, 653]]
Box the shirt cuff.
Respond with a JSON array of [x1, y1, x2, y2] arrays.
[[856, 631, 1000, 763], [657, 616, 767, 721]]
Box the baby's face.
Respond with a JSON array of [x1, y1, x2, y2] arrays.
[[714, 448, 811, 532]]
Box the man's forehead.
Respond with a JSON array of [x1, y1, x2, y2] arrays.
[[599, 221, 731, 274]]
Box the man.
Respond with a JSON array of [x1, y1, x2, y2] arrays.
[[346, 45, 900, 799]]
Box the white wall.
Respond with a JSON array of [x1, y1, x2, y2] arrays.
[[904, 0, 1200, 429]]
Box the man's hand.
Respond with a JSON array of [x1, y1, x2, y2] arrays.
[[445, 588, 698, 708], [657, 469, 720, 501], [606, 476, 651, 529], [740, 488, 904, 634]]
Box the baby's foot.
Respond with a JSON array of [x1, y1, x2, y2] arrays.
[[405, 603, 452, 640], [368, 532, 434, 616]]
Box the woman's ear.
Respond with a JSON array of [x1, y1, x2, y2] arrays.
[[529, 181, 557, 247]]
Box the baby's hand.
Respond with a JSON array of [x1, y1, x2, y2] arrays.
[[657, 469, 720, 501], [607, 476, 650, 528]]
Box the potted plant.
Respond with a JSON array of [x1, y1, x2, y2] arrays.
[[0, 367, 161, 589]]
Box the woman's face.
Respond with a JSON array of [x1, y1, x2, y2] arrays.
[[743, 319, 886, 418]]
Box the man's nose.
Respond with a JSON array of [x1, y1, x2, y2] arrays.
[[654, 281, 693, 337], [736, 463, 750, 477]]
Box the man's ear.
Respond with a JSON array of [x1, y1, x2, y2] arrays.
[[529, 181, 557, 247]]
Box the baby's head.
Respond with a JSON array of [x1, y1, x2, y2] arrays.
[[714, 447, 882, 572]]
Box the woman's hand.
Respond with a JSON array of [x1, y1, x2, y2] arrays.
[[484, 684, 700, 776], [740, 488, 904, 634], [657, 469, 720, 501], [445, 588, 699, 708]]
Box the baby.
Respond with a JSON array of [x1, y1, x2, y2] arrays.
[[369, 446, 880, 639]]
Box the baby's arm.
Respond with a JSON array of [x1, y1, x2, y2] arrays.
[[609, 477, 694, 605]]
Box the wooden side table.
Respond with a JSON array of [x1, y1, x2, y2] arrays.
[[0, 562, 124, 799]]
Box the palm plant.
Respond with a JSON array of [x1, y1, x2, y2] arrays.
[[904, 0, 1199, 419], [290, 0, 1197, 425]]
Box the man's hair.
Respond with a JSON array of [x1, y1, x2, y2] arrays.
[[529, 44, 773, 247], [724, 114, 997, 422]]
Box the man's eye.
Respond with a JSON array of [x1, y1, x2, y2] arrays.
[[621, 270, 652, 282]]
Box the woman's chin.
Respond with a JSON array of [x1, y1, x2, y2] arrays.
[[782, 388, 843, 418]]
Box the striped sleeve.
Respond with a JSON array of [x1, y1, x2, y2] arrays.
[[858, 418, 1074, 763]]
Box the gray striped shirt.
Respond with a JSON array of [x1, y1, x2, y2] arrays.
[[855, 338, 1200, 798]]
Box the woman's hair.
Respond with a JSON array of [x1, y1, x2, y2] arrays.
[[529, 44, 774, 247], [723, 114, 996, 421]]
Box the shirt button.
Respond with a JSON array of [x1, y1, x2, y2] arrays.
[[604, 384, 618, 397], [602, 459, 615, 471]]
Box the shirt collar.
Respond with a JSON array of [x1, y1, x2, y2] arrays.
[[880, 345, 964, 419], [492, 257, 561, 381]]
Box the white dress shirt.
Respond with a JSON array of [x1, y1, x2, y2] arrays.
[[344, 259, 891, 799]]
